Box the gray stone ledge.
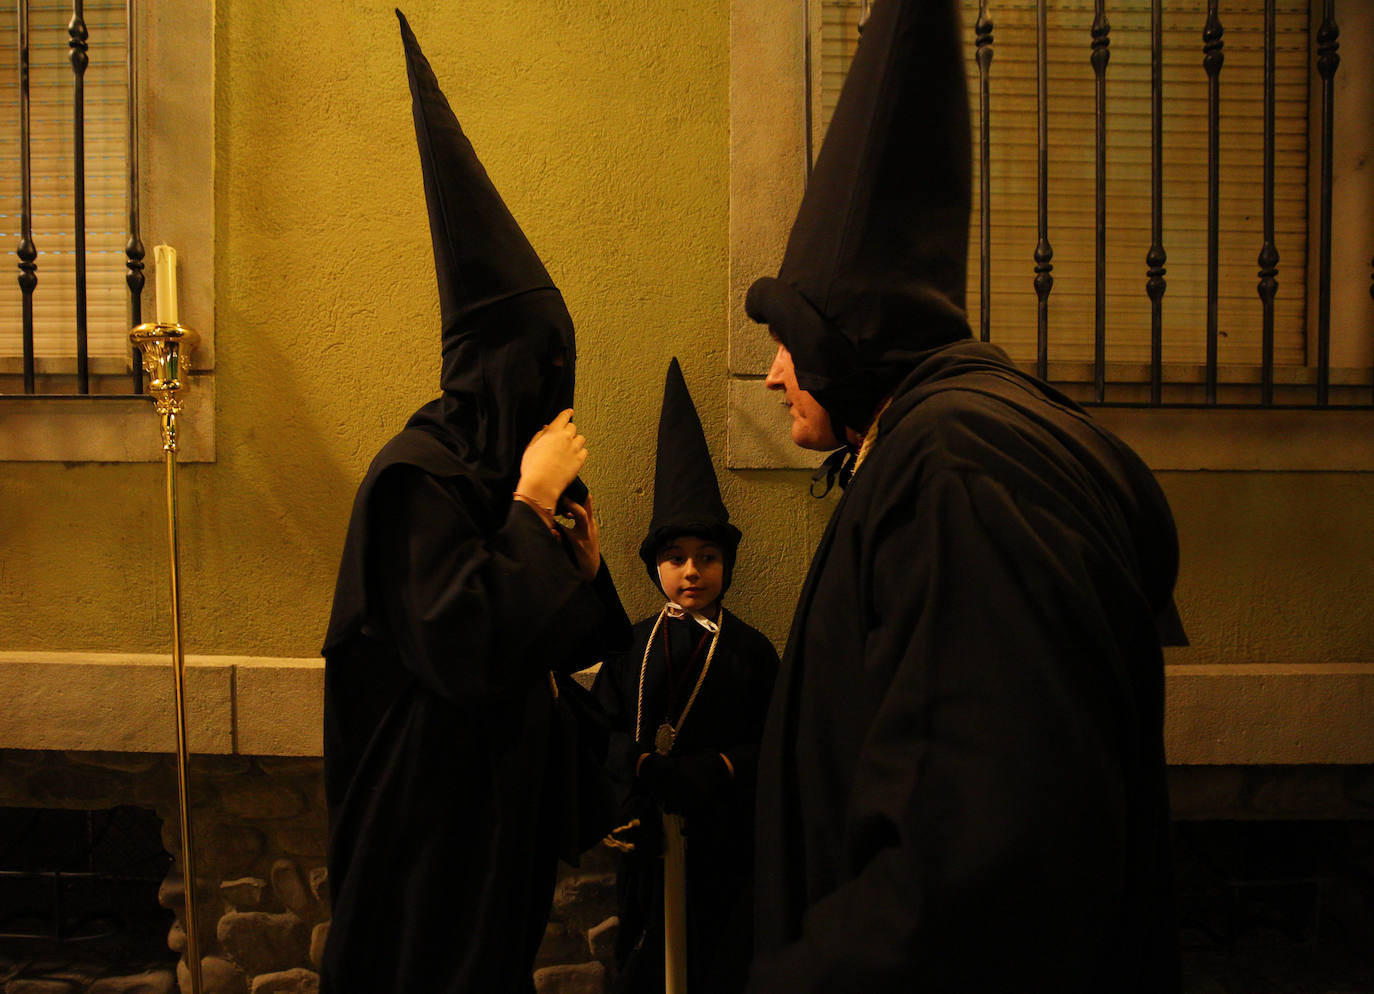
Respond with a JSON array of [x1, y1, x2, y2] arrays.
[[0, 651, 321, 756], [2, 652, 1370, 764]]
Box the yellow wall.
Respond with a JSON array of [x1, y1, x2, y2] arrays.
[[1, 0, 1370, 669]]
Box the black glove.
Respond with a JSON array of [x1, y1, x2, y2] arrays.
[[637, 752, 732, 816]]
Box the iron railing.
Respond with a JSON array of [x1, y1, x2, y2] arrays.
[[6, 0, 142, 395], [821, 0, 1372, 409]]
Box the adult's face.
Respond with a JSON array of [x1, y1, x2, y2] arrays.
[[764, 342, 841, 450]]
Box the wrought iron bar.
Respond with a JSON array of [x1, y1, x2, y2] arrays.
[[17, 0, 37, 395], [1091, 1, 1109, 402], [976, 1, 993, 343], [1203, 1, 1223, 403], [70, 0, 90, 393], [1314, 1, 1338, 406], [1145, 0, 1166, 404], [1256, 0, 1279, 406], [127, 0, 144, 392], [1033, 0, 1052, 380]]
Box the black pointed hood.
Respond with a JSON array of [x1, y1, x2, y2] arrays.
[[639, 359, 742, 590], [397, 9, 575, 485], [745, 0, 971, 436]]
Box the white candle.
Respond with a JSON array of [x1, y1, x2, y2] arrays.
[[154, 244, 178, 325]]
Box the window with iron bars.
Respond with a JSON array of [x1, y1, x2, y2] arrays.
[[0, 0, 214, 461], [815, 0, 1371, 408], [1, 0, 139, 395]]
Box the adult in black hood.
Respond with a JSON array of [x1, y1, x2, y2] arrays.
[[746, 1, 1182, 991], [320, 12, 630, 993]]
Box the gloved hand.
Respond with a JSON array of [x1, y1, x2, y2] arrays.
[[636, 752, 732, 816]]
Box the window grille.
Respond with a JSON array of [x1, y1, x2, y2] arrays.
[[2, 0, 142, 395], [817, 0, 1371, 407]]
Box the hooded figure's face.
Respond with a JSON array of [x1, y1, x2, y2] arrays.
[[429, 289, 576, 482], [465, 298, 575, 446], [764, 340, 842, 450]]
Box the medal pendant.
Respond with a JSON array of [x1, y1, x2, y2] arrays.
[[654, 723, 676, 756]]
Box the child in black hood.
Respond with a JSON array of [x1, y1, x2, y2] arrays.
[[592, 359, 779, 994]]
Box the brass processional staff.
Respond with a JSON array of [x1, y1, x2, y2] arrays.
[[130, 244, 203, 994]]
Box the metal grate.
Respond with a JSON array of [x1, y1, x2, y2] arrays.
[[2, 0, 143, 395], [817, 0, 1373, 409]]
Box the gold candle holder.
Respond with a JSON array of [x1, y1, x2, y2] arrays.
[[130, 320, 203, 994]]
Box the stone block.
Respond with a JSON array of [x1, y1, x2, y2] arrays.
[[271, 859, 320, 921], [264, 824, 327, 862], [198, 821, 268, 868], [178, 957, 246, 994], [87, 969, 176, 994], [307, 866, 329, 905], [159, 875, 185, 911], [25, 765, 129, 807], [533, 962, 605, 994], [248, 969, 319, 994], [221, 877, 269, 911], [0, 653, 234, 753], [217, 911, 310, 976], [4, 981, 80, 994], [535, 921, 586, 968], [233, 658, 324, 757], [586, 916, 619, 960], [194, 756, 256, 779], [64, 750, 160, 774], [726, 379, 817, 470], [552, 871, 616, 916], [254, 758, 323, 777], [168, 919, 186, 953], [221, 782, 306, 821], [309, 921, 329, 970]]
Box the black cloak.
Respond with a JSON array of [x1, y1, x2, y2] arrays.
[[595, 610, 779, 994], [320, 13, 629, 993], [748, 342, 1180, 993], [593, 359, 779, 993], [743, 1, 1180, 990]]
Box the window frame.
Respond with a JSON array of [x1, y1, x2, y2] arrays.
[[0, 0, 215, 462]]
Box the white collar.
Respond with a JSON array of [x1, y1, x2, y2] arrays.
[[663, 601, 720, 633]]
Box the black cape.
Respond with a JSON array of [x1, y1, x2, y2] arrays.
[[321, 429, 630, 994], [594, 609, 779, 993], [749, 341, 1180, 993]]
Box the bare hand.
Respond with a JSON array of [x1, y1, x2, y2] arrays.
[[517, 409, 587, 510], [560, 493, 600, 581]]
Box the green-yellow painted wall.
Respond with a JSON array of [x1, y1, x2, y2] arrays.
[[1, 0, 1370, 668]]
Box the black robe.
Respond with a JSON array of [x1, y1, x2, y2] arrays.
[[749, 341, 1180, 993], [321, 428, 630, 994], [594, 609, 779, 994]]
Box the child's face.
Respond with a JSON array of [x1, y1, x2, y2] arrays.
[[656, 536, 725, 614]]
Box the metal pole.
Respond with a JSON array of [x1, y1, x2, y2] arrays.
[[130, 320, 203, 994]]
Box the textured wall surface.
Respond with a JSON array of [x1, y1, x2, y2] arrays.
[[0, 0, 1370, 670]]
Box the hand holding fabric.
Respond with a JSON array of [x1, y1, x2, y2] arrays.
[[560, 493, 600, 581], [517, 409, 588, 511]]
